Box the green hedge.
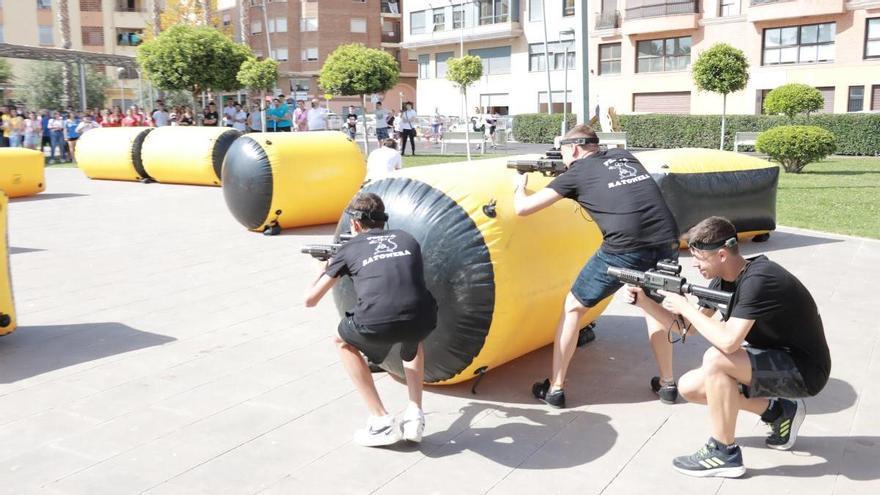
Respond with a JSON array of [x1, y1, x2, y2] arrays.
[[512, 113, 880, 156]]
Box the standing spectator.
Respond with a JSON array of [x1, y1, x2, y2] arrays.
[[232, 102, 248, 132], [64, 112, 82, 161], [48, 111, 67, 163], [294, 100, 308, 132], [76, 113, 100, 136], [179, 107, 194, 126], [169, 106, 181, 126], [486, 110, 498, 150], [399, 102, 417, 156], [431, 108, 443, 145], [345, 105, 358, 140], [267, 96, 291, 132], [151, 102, 170, 127], [23, 111, 41, 150], [203, 102, 219, 126], [132, 105, 145, 126], [0, 106, 8, 147], [248, 103, 262, 132], [306, 99, 329, 131], [40, 110, 51, 153], [366, 138, 403, 181], [374, 102, 390, 147], [121, 107, 138, 127], [8, 109, 24, 148], [223, 99, 237, 127]]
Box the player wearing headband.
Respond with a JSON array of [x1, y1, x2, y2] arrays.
[[511, 124, 681, 408], [628, 216, 830, 478], [305, 193, 437, 447]]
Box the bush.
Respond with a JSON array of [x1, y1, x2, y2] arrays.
[[512, 113, 578, 143], [610, 113, 880, 156], [756, 125, 836, 173], [763, 83, 824, 119]]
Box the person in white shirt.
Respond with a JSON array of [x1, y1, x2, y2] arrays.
[[248, 104, 262, 132], [223, 100, 238, 127], [373, 102, 390, 146], [399, 101, 417, 156], [75, 114, 100, 135], [151, 103, 170, 127], [307, 99, 329, 131], [366, 138, 403, 180], [232, 102, 248, 132]]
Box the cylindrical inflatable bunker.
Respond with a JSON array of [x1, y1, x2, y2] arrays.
[[635, 148, 779, 242], [0, 193, 17, 336], [75, 127, 154, 182], [142, 126, 241, 186], [0, 148, 45, 197], [222, 132, 365, 231], [330, 158, 610, 385]]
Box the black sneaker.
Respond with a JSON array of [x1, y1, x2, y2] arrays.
[[532, 378, 566, 408], [650, 376, 679, 404], [766, 398, 806, 450], [673, 438, 746, 478]]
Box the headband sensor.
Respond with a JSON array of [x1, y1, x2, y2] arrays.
[[688, 237, 738, 251], [346, 209, 389, 222], [558, 136, 600, 146]]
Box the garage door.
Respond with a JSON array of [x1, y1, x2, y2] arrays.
[[873, 85, 880, 111], [816, 87, 835, 113], [633, 91, 691, 114]]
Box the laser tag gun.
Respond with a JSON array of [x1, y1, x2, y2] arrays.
[[506, 148, 566, 177], [300, 233, 354, 261], [607, 260, 733, 315]]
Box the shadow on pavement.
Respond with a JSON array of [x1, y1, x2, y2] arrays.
[[10, 193, 88, 203], [9, 246, 45, 255], [739, 435, 880, 480]]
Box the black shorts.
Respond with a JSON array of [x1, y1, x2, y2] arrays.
[[338, 310, 437, 364], [740, 346, 810, 399]]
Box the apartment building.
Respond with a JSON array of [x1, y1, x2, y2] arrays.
[[220, 0, 417, 113], [404, 0, 880, 118], [0, 0, 151, 106]]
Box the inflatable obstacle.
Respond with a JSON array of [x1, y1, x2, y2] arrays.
[[75, 127, 154, 182], [0, 193, 17, 336], [142, 127, 241, 186], [0, 148, 45, 197], [636, 148, 779, 242], [331, 158, 609, 385], [222, 132, 365, 231]]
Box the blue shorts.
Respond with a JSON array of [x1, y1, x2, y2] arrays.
[[571, 242, 679, 307], [376, 127, 389, 140]]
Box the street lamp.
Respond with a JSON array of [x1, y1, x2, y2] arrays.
[[560, 28, 576, 135], [117, 67, 127, 114], [541, 0, 553, 115]]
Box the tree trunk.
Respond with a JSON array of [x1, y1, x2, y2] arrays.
[[720, 93, 727, 151], [463, 88, 471, 162], [151, 0, 162, 36], [201, 0, 212, 27], [58, 0, 72, 109], [362, 94, 369, 154], [261, 90, 267, 132], [239, 0, 249, 45]]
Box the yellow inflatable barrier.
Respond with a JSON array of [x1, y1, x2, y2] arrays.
[[0, 148, 45, 197], [331, 158, 609, 385], [222, 132, 365, 231], [0, 193, 17, 336], [142, 126, 242, 186], [75, 127, 154, 182], [635, 148, 779, 244]]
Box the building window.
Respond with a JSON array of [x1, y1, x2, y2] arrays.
[[719, 0, 738, 16], [411, 11, 426, 34], [816, 86, 834, 113], [351, 18, 367, 33], [39, 25, 54, 46], [82, 26, 104, 46], [763, 22, 835, 65], [528, 42, 575, 72], [251, 21, 262, 34], [272, 48, 289, 61], [599, 43, 621, 75], [873, 85, 880, 111], [633, 91, 691, 114], [479, 0, 510, 25], [436, 51, 453, 78], [563, 0, 575, 17], [433, 8, 445, 31], [117, 28, 143, 46], [222, 15, 231, 27], [469, 45, 512, 75], [38, 0, 52, 9], [848, 86, 864, 112], [302, 47, 318, 61], [453, 5, 464, 29], [268, 17, 288, 33], [301, 17, 318, 31], [418, 54, 430, 79], [528, 0, 543, 22], [867, 18, 880, 59], [637, 36, 691, 73], [538, 90, 573, 114]]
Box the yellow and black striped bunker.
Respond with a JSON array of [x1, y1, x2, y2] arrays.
[[75, 127, 154, 182], [330, 159, 609, 385], [635, 148, 779, 242], [0, 192, 17, 336]]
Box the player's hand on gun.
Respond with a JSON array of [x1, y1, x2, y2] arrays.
[[512, 172, 528, 191], [657, 290, 690, 315], [623, 284, 644, 307]]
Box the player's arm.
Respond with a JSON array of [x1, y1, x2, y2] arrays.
[[512, 173, 563, 216], [304, 261, 339, 307], [658, 290, 754, 354]]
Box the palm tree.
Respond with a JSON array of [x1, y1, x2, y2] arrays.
[[238, 0, 249, 45], [152, 0, 162, 37], [201, 0, 212, 26], [57, 0, 72, 108]]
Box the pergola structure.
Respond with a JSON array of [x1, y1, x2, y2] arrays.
[[0, 42, 140, 111]]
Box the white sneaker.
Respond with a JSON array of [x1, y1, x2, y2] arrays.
[[353, 415, 400, 447], [401, 407, 425, 442]]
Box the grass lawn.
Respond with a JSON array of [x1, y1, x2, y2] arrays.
[[776, 157, 880, 239], [402, 153, 509, 168], [46, 161, 78, 169]]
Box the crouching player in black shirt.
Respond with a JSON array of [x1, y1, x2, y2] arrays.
[[627, 216, 831, 478], [305, 193, 438, 447]]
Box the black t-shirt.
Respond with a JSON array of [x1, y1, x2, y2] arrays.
[[547, 148, 679, 252], [203, 111, 218, 125], [708, 255, 831, 396], [326, 229, 435, 326]]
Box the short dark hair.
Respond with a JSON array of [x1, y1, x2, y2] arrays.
[[687, 216, 739, 254], [348, 193, 387, 229], [383, 138, 397, 149], [563, 124, 599, 151], [376, 101, 382, 106]]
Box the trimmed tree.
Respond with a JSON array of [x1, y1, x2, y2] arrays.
[[446, 55, 483, 161], [692, 43, 749, 150], [756, 125, 836, 173], [319, 44, 400, 153], [137, 24, 251, 116], [764, 83, 824, 120], [237, 57, 278, 132]]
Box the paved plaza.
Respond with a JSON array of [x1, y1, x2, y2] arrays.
[[0, 166, 878, 494]]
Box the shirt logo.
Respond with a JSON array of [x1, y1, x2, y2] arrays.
[[604, 158, 650, 189], [362, 234, 412, 266]]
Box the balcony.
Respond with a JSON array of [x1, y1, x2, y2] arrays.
[[402, 20, 521, 49], [115, 0, 145, 12], [622, 1, 700, 35], [382, 1, 401, 16], [747, 0, 845, 22], [596, 10, 620, 30], [382, 30, 401, 44]]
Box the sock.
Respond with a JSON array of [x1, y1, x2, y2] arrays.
[[761, 398, 783, 423], [710, 437, 739, 454], [660, 377, 675, 386]]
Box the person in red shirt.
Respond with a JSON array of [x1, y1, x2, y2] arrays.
[[121, 107, 137, 127]]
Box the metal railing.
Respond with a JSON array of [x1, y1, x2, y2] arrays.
[[625, 0, 698, 20], [381, 1, 401, 14], [751, 0, 787, 5], [596, 10, 620, 29], [115, 1, 145, 12]]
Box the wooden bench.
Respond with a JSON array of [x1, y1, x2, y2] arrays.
[[596, 131, 628, 149], [734, 132, 761, 152]]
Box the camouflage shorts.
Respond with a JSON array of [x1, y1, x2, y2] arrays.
[[739, 346, 810, 399]]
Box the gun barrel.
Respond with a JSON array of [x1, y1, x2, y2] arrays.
[[606, 266, 646, 286], [684, 284, 732, 306]]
